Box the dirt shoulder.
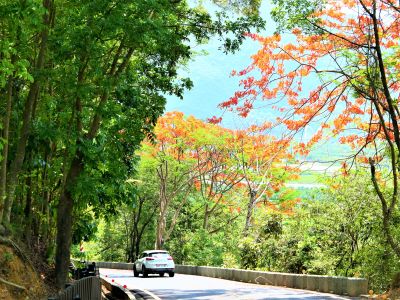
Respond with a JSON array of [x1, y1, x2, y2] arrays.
[[0, 243, 51, 300]]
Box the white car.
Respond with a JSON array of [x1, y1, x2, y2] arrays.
[[133, 250, 175, 277]]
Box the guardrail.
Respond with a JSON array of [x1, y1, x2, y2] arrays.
[[175, 265, 368, 297], [48, 276, 101, 300], [94, 261, 368, 297]]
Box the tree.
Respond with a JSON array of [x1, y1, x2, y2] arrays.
[[146, 112, 213, 249], [190, 125, 244, 232], [151, 112, 243, 244], [145, 112, 298, 251], [0, 0, 54, 224], [228, 125, 297, 236], [277, 172, 397, 291], [217, 0, 400, 259]]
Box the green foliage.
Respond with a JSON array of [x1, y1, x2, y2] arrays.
[[94, 219, 126, 262], [4, 0, 398, 293], [271, 0, 325, 33], [72, 211, 98, 244], [239, 237, 261, 269], [1, 251, 13, 265], [167, 225, 241, 267], [89, 146, 399, 291], [236, 172, 399, 291], [0, 251, 13, 275], [213, 0, 262, 17], [222, 252, 239, 268]]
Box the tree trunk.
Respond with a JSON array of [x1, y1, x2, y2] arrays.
[[24, 174, 33, 246], [243, 190, 257, 236], [40, 149, 51, 244], [4, 85, 39, 224], [128, 231, 136, 262], [155, 198, 166, 249], [55, 154, 83, 289], [203, 205, 210, 230], [0, 78, 13, 223], [138, 206, 156, 256], [369, 158, 400, 259], [135, 233, 141, 259], [55, 190, 73, 289], [130, 201, 141, 261], [156, 162, 167, 249]]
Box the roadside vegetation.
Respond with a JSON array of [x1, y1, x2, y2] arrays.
[[81, 114, 399, 292]]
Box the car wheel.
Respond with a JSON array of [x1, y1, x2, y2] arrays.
[[142, 266, 148, 278], [169, 272, 174, 277], [159, 273, 165, 277], [133, 266, 139, 277]]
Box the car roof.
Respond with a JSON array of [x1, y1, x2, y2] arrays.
[[143, 250, 168, 254]]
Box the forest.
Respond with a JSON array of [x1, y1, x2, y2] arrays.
[[0, 0, 400, 296]]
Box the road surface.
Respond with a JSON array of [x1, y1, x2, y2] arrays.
[[100, 268, 359, 300]]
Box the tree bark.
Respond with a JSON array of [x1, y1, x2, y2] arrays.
[[155, 195, 167, 249], [370, 1, 400, 259], [40, 149, 52, 245], [156, 162, 168, 249], [55, 154, 83, 289], [243, 189, 257, 236], [24, 174, 33, 246], [369, 158, 400, 258], [0, 78, 13, 223], [133, 198, 156, 259], [203, 204, 210, 230]]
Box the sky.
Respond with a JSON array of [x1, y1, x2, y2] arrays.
[[164, 1, 349, 161], [165, 1, 274, 130]]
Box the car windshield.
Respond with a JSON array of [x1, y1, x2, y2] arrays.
[[149, 252, 170, 258]]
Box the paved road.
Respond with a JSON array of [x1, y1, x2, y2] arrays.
[[100, 268, 359, 300]]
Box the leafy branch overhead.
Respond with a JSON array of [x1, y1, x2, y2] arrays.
[[218, 0, 400, 260]]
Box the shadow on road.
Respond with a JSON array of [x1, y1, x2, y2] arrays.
[[137, 275, 174, 279], [149, 288, 356, 300]]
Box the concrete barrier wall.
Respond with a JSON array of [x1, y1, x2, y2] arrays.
[[174, 265, 368, 297], [95, 261, 134, 270], [92, 261, 367, 297]]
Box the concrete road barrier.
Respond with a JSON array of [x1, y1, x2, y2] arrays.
[[96, 261, 134, 270], [92, 261, 368, 297], [174, 265, 367, 297]]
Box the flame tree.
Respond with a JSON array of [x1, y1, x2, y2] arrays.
[[215, 0, 400, 257], [144, 112, 297, 248]]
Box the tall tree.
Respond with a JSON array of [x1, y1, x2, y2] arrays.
[[0, 0, 53, 223], [70, 0, 263, 288], [3, 0, 55, 224], [229, 126, 296, 236], [146, 112, 202, 249], [217, 0, 400, 258]]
